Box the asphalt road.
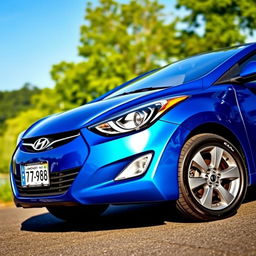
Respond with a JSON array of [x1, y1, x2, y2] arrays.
[[1, 188, 256, 256]]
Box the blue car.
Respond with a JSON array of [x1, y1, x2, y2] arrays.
[[11, 43, 256, 221]]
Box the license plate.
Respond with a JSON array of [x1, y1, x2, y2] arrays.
[[20, 162, 50, 187]]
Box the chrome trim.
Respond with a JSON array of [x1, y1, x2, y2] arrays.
[[23, 133, 80, 151], [32, 138, 51, 151]]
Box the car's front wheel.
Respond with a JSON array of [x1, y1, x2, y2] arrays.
[[176, 133, 247, 221], [47, 204, 109, 222]]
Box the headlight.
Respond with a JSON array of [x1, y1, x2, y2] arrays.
[[16, 130, 26, 145], [90, 96, 188, 135]]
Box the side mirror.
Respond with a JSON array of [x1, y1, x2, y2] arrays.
[[216, 61, 256, 85], [240, 61, 256, 79]]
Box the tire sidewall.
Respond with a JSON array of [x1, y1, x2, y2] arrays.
[[180, 133, 248, 219]]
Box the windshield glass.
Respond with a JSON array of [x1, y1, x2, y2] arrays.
[[107, 45, 246, 98]]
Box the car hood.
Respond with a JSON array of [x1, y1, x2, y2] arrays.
[[23, 80, 202, 138]]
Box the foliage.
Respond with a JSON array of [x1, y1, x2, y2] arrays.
[[0, 83, 40, 134], [176, 0, 256, 56], [0, 109, 49, 173], [0, 181, 12, 203], [51, 0, 180, 110], [1, 0, 256, 174]]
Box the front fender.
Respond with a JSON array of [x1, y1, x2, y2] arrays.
[[160, 85, 255, 184]]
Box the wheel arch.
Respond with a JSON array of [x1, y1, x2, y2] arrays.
[[187, 123, 243, 154]]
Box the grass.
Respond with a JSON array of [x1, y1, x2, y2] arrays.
[[0, 181, 13, 202]]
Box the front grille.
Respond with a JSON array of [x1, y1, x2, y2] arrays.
[[14, 167, 80, 197], [22, 130, 80, 153]]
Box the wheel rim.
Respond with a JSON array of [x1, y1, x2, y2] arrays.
[[188, 145, 241, 210]]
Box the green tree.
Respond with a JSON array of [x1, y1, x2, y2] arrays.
[[2, 0, 256, 175], [0, 83, 40, 134], [0, 109, 49, 173], [51, 0, 180, 110], [176, 0, 256, 56]]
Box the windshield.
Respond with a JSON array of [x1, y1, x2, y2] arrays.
[[107, 45, 246, 98]]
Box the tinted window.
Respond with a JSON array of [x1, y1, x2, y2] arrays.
[[217, 51, 256, 83], [107, 45, 246, 98]]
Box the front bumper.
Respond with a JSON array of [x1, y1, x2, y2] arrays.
[[11, 120, 185, 207]]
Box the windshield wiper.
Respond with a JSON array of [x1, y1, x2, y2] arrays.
[[115, 87, 169, 97]]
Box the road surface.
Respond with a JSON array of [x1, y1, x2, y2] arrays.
[[1, 188, 256, 256]]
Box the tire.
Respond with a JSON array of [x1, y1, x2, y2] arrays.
[[47, 204, 109, 222], [176, 133, 248, 221]]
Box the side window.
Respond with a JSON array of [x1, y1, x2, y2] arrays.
[[239, 54, 256, 84], [217, 53, 256, 83], [218, 63, 240, 82]]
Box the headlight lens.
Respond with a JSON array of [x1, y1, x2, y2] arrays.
[[91, 96, 188, 135]]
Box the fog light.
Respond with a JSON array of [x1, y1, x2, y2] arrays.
[[115, 153, 152, 181]]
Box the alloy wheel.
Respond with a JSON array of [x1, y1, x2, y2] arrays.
[[188, 146, 241, 210]]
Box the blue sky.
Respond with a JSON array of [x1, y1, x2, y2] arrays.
[[1, 1, 255, 91], [0, 0, 178, 91], [0, 0, 86, 91]]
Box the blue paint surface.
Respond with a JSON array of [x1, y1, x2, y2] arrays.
[[11, 43, 256, 206]]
